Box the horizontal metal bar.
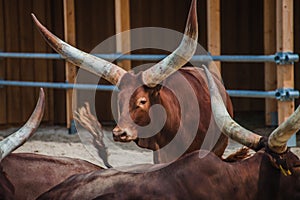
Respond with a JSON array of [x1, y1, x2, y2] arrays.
[[0, 80, 117, 91], [0, 53, 63, 59], [209, 55, 275, 63], [0, 80, 299, 100], [227, 89, 300, 99], [0, 52, 298, 63], [227, 90, 278, 98]]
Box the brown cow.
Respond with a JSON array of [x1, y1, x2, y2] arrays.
[[0, 90, 102, 199], [32, 0, 233, 163], [37, 67, 300, 200]]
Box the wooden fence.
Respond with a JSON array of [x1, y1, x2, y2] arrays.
[[0, 0, 299, 127]]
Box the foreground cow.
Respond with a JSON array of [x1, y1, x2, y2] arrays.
[[0, 90, 101, 199], [37, 67, 300, 199], [0, 88, 45, 199], [2, 153, 101, 200], [32, 0, 233, 163]]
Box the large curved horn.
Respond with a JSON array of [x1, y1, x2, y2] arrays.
[[202, 65, 262, 149], [0, 88, 45, 161], [142, 0, 198, 87], [32, 14, 126, 85], [268, 106, 300, 153]]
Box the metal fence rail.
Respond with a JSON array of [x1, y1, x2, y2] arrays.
[[0, 80, 116, 91], [0, 52, 298, 64], [0, 51, 299, 100], [0, 80, 299, 101], [0, 51, 299, 144]]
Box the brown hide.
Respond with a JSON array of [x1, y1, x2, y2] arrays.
[[1, 153, 101, 200], [37, 149, 300, 200], [115, 67, 232, 163], [0, 166, 14, 200]]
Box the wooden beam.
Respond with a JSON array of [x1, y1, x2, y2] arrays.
[[0, 0, 6, 125], [115, 0, 131, 70], [64, 0, 77, 128], [45, 0, 55, 124], [276, 0, 294, 124], [207, 0, 221, 73], [264, 0, 277, 126], [33, 1, 53, 123], [19, 0, 36, 122], [5, 0, 21, 124]]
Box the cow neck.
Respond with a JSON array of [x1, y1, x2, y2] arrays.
[[156, 87, 181, 147]]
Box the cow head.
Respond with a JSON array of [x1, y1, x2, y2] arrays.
[[112, 72, 159, 142], [32, 1, 198, 143]]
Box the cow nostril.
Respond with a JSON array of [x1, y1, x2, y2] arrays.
[[120, 132, 127, 137], [113, 129, 127, 137], [112, 130, 128, 141]]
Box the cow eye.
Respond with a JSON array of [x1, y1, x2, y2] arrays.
[[137, 97, 147, 106]]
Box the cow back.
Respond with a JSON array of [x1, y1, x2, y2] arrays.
[[1, 153, 101, 200]]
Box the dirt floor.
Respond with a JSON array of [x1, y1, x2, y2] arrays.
[[0, 123, 299, 168]]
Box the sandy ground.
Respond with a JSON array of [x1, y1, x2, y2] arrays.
[[0, 125, 299, 168]]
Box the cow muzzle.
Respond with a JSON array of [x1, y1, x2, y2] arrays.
[[112, 126, 137, 142]]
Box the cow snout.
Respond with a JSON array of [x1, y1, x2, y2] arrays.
[[112, 127, 128, 142]]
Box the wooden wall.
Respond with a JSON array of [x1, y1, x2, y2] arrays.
[[221, 0, 264, 112], [0, 0, 299, 126], [0, 0, 65, 127]]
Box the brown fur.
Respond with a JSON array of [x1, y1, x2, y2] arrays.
[[1, 153, 101, 200], [223, 147, 252, 162], [114, 67, 233, 163], [37, 149, 300, 200], [0, 166, 14, 200]]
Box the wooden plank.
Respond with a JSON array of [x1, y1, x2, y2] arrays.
[[264, 0, 277, 126], [18, 0, 36, 122], [0, 0, 6, 125], [207, 0, 221, 73], [45, 0, 54, 124], [64, 0, 77, 128], [115, 0, 131, 70], [276, 0, 294, 124], [52, 0, 66, 125], [75, 0, 116, 122], [4, 0, 22, 124], [33, 0, 52, 122]]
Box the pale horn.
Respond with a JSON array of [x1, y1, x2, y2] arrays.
[[142, 0, 198, 87], [32, 14, 127, 85], [202, 65, 262, 150], [0, 88, 45, 161], [268, 106, 300, 153]]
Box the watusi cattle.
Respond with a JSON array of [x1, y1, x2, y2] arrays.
[[0, 88, 45, 199], [37, 67, 300, 200], [0, 90, 102, 199], [32, 0, 233, 164]]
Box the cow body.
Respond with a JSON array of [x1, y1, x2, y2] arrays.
[[114, 67, 232, 163], [37, 149, 300, 200], [1, 153, 101, 200]]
